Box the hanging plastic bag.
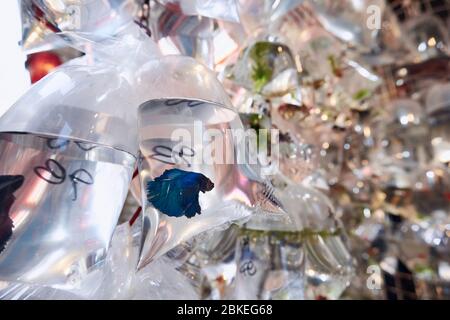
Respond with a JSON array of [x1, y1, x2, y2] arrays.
[[155, 0, 303, 30], [0, 221, 139, 299], [19, 0, 139, 54], [308, 0, 386, 52], [127, 53, 236, 204], [234, 173, 354, 300], [0, 23, 159, 290], [156, 0, 240, 23], [136, 98, 284, 269]]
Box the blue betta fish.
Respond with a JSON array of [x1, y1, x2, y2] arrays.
[[146, 168, 214, 218], [0, 175, 24, 254]]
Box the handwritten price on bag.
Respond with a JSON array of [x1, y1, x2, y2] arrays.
[[45, 138, 97, 151], [239, 260, 257, 276], [150, 145, 196, 167], [34, 159, 94, 201]]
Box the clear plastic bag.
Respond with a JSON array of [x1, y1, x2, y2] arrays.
[[20, 0, 139, 54], [0, 23, 158, 290], [136, 98, 284, 269]]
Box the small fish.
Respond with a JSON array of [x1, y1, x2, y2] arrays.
[[146, 169, 214, 218], [0, 175, 25, 254]]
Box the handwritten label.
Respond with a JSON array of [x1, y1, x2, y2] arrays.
[[46, 138, 70, 150], [149, 145, 195, 167], [43, 137, 97, 152], [34, 159, 94, 201], [239, 260, 257, 276], [164, 99, 205, 107]]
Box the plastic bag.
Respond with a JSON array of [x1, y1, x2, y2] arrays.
[[308, 0, 386, 52], [136, 98, 284, 269], [231, 169, 354, 300], [155, 0, 303, 35], [131, 256, 198, 300], [156, 0, 240, 23], [20, 0, 138, 54], [0, 23, 158, 289], [0, 221, 140, 300]]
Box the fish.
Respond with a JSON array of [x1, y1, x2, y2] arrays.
[[146, 168, 214, 218], [0, 175, 25, 254]]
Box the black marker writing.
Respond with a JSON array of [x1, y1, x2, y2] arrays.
[[164, 99, 205, 107], [34, 159, 94, 201], [240, 260, 257, 276], [149, 145, 195, 167]]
